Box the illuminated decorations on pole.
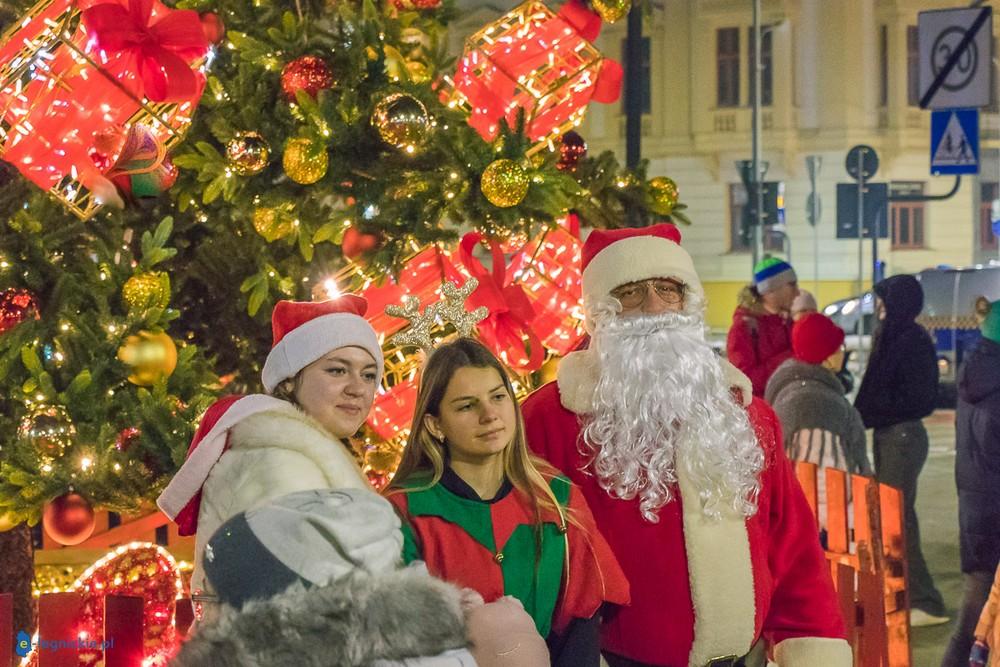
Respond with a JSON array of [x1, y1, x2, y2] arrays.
[[372, 93, 431, 154], [0, 0, 210, 219], [226, 131, 271, 176], [0, 287, 40, 334], [42, 491, 96, 546], [480, 159, 529, 208], [116, 330, 178, 386], [445, 0, 623, 144], [280, 55, 334, 100]]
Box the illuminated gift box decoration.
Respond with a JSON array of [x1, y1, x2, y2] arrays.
[[445, 0, 622, 143], [0, 0, 209, 219]]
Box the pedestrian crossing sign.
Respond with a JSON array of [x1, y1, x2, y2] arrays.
[[930, 108, 979, 175]]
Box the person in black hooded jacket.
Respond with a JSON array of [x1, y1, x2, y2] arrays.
[[854, 274, 948, 626], [941, 299, 1000, 667]]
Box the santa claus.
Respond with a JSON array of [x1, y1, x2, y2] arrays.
[[522, 224, 850, 667]]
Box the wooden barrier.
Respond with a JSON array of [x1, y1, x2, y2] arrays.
[[795, 461, 911, 667]]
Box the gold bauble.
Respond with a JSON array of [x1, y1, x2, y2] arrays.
[[122, 271, 171, 312], [226, 132, 271, 176], [252, 202, 297, 241], [0, 513, 17, 532], [117, 331, 178, 386], [19, 404, 75, 462], [372, 93, 430, 153], [592, 0, 631, 23], [282, 137, 328, 185], [480, 159, 529, 208], [646, 176, 680, 217]]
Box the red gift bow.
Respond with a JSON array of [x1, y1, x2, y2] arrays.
[[81, 0, 209, 103], [460, 232, 545, 372]]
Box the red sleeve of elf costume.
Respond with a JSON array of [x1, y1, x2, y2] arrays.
[[552, 483, 630, 634], [753, 400, 847, 644]]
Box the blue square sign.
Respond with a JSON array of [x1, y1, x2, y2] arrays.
[[930, 108, 979, 175]]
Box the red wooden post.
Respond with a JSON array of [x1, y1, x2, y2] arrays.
[[795, 461, 819, 519], [174, 598, 194, 638], [104, 595, 143, 667], [0, 593, 12, 667], [37, 592, 83, 667]]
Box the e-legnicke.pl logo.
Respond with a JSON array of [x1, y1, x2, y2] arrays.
[[15, 630, 114, 657]]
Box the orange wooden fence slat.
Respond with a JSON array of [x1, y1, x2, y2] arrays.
[[826, 467, 850, 555]]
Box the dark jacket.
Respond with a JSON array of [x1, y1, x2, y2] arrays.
[[854, 275, 939, 429], [956, 338, 1000, 574], [727, 305, 794, 397], [765, 359, 872, 476]]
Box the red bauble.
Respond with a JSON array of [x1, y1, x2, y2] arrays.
[[43, 491, 96, 546], [200, 12, 226, 45], [557, 130, 587, 171], [115, 427, 141, 452], [0, 288, 40, 334], [281, 56, 334, 101], [341, 227, 381, 260]]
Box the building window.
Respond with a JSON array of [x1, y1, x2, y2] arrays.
[[891, 182, 925, 249], [879, 25, 888, 107], [729, 183, 784, 253], [907, 26, 920, 106], [621, 36, 651, 114], [981, 182, 998, 251], [717, 28, 740, 107], [747, 26, 773, 107]]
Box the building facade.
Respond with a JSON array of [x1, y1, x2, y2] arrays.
[[450, 0, 1000, 329]]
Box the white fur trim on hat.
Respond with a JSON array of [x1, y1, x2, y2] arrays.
[[581, 235, 704, 307], [261, 313, 383, 393]]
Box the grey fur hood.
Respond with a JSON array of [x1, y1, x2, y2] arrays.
[[170, 566, 469, 667]]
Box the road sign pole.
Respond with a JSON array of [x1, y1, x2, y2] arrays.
[[806, 155, 822, 296], [855, 150, 867, 371], [751, 0, 763, 269]]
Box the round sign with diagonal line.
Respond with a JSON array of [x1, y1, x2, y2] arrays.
[[919, 6, 993, 109], [931, 26, 978, 91]]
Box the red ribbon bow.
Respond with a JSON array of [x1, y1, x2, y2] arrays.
[[82, 0, 209, 103], [460, 232, 545, 372]]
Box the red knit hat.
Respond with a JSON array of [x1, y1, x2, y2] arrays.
[[262, 295, 383, 392], [792, 313, 845, 364], [580, 223, 703, 311]]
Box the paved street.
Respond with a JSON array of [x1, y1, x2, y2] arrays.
[[911, 410, 962, 667]]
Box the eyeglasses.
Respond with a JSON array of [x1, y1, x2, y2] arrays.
[[611, 279, 686, 309]]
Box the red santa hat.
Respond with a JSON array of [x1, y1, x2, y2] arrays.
[[262, 295, 383, 393], [581, 223, 703, 309]]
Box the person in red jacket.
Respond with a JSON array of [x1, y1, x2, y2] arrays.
[[727, 257, 800, 397], [522, 224, 849, 667]]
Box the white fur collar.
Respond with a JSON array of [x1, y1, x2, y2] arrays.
[[555, 350, 753, 414], [229, 404, 367, 486]]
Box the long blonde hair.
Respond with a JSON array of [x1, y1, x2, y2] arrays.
[[388, 338, 567, 528]]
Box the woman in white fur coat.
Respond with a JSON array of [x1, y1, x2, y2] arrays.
[[156, 295, 385, 619]]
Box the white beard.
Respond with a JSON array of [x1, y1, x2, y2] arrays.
[[580, 296, 764, 522]]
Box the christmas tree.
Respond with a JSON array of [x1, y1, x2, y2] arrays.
[[0, 0, 684, 644]]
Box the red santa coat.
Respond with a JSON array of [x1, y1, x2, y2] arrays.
[[726, 306, 793, 397], [521, 351, 850, 667]]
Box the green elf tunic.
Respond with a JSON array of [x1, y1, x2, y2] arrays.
[[387, 468, 629, 665]]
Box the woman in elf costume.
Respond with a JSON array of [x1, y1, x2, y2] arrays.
[[387, 338, 629, 667]]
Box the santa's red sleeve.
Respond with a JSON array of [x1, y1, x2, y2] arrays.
[[551, 483, 630, 634], [522, 382, 576, 476], [751, 401, 850, 662]]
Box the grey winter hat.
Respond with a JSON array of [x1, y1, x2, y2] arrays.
[[203, 488, 403, 608]]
